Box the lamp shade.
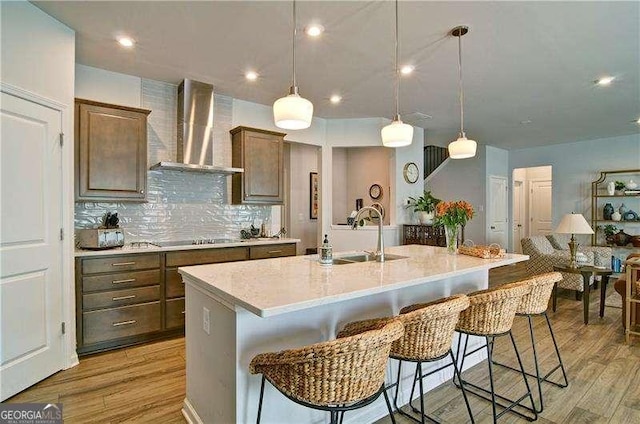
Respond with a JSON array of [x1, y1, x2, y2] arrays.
[[273, 92, 313, 130], [554, 213, 594, 234], [448, 135, 477, 159], [381, 119, 413, 147]]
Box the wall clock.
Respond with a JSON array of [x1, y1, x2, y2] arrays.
[[369, 183, 383, 200], [403, 162, 419, 184]]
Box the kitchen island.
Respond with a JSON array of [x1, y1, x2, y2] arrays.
[[179, 245, 528, 424]]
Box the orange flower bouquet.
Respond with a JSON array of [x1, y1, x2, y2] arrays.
[[435, 200, 474, 253]]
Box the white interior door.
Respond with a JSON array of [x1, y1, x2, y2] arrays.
[[530, 180, 553, 236], [512, 180, 525, 253], [1, 92, 64, 400], [488, 176, 508, 248]]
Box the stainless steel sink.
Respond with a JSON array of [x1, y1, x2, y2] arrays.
[[331, 253, 407, 265]]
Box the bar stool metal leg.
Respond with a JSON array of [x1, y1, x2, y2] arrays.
[[256, 375, 266, 424], [455, 331, 537, 422], [492, 311, 569, 413], [486, 336, 498, 424]]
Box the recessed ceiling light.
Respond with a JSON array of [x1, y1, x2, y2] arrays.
[[400, 65, 415, 75], [245, 71, 259, 81], [305, 24, 324, 37], [117, 37, 135, 48], [520, 119, 532, 125], [636, 117, 640, 124], [595, 76, 615, 86], [330, 95, 342, 104]]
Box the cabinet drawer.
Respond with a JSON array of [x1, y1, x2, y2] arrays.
[[82, 254, 159, 274], [83, 302, 161, 345], [165, 269, 185, 299], [82, 269, 160, 292], [166, 297, 185, 329], [165, 247, 248, 267], [249, 244, 296, 260], [83, 285, 160, 310]]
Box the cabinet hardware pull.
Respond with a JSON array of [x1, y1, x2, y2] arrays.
[[112, 295, 136, 301], [267, 250, 282, 254], [112, 278, 136, 284], [112, 319, 136, 327], [112, 261, 136, 266], [181, 311, 186, 314]]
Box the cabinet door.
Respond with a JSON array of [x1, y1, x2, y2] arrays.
[[232, 128, 284, 204], [76, 101, 148, 201]]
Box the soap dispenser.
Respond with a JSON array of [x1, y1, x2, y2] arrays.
[[319, 234, 333, 265]]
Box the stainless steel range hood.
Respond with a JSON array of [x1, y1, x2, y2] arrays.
[[150, 79, 243, 174]]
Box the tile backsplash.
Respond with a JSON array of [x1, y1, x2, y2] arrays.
[[74, 79, 271, 242]]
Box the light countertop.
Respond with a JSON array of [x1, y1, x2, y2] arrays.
[[74, 238, 300, 257], [179, 245, 528, 317]]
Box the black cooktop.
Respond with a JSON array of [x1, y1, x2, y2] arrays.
[[152, 239, 241, 247]]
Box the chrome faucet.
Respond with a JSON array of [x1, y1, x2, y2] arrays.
[[351, 206, 385, 262]]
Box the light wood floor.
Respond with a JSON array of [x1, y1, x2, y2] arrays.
[[5, 263, 640, 423]]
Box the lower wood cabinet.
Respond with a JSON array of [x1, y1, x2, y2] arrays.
[[76, 243, 296, 355], [83, 302, 161, 345], [166, 298, 185, 329]]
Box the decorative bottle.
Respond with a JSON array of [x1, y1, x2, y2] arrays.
[[319, 234, 333, 265], [603, 203, 614, 220]]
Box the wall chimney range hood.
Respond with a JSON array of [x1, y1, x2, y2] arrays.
[[150, 79, 243, 174]]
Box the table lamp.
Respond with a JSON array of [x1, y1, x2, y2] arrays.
[[554, 213, 594, 268]]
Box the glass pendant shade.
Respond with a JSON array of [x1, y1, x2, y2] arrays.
[[448, 135, 477, 159], [381, 118, 413, 147], [273, 90, 313, 130]]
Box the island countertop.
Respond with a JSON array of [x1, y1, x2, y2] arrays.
[[179, 245, 528, 317]]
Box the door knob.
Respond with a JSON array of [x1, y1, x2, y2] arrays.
[[490, 226, 496, 229]]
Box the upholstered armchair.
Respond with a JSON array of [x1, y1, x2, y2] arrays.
[[546, 233, 612, 268], [521, 236, 595, 295]]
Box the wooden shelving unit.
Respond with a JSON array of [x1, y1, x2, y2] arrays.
[[591, 169, 640, 248]]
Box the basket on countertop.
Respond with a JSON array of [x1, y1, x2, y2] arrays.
[[458, 240, 506, 259]]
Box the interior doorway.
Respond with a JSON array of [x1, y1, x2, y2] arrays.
[[283, 142, 321, 255], [488, 175, 509, 248], [511, 166, 552, 253]]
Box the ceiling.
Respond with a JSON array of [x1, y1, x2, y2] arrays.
[[34, 1, 640, 149]]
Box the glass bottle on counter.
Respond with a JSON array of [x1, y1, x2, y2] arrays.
[[319, 234, 333, 265]]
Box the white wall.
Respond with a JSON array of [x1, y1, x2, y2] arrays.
[[426, 146, 487, 243], [75, 64, 141, 107], [332, 148, 349, 224], [1, 3, 75, 106], [344, 147, 391, 225], [287, 143, 320, 255], [1, 0, 77, 368]]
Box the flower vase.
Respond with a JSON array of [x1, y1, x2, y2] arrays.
[[444, 225, 459, 254]]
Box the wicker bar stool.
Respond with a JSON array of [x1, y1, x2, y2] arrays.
[[249, 320, 404, 424], [338, 295, 474, 424], [454, 281, 537, 423], [491, 272, 568, 413]]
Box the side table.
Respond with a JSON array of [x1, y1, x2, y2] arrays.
[[553, 264, 613, 325]]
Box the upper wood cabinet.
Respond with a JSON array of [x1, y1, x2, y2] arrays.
[[75, 98, 151, 202], [231, 126, 285, 205]]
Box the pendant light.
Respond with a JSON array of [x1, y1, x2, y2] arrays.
[[448, 25, 477, 159], [381, 0, 413, 148], [273, 0, 313, 130]]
